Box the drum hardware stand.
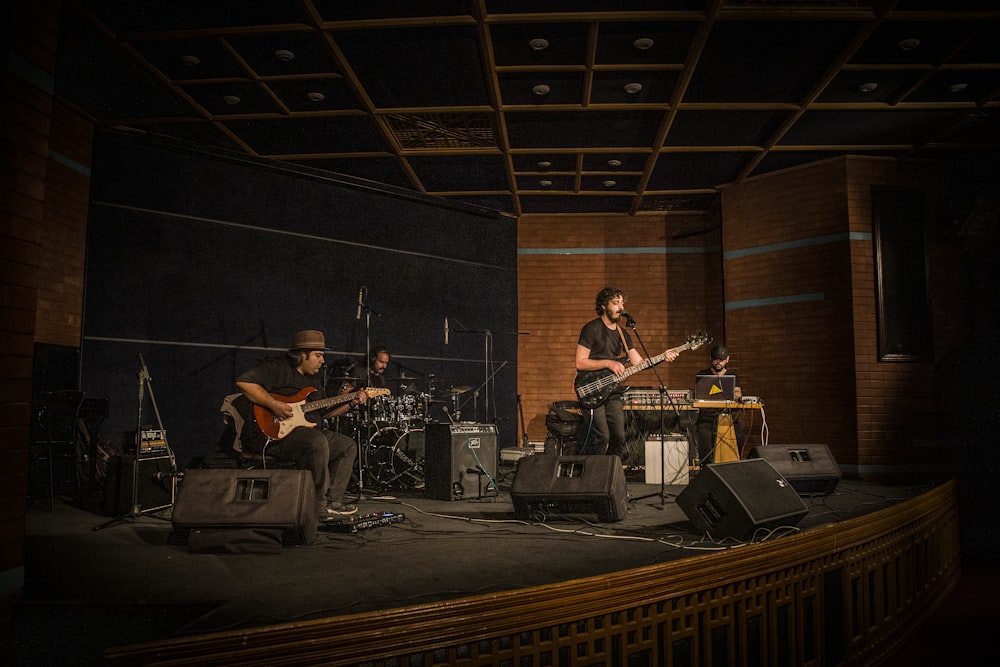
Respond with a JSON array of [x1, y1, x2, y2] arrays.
[[94, 354, 176, 531], [450, 319, 528, 423], [353, 286, 380, 502], [620, 315, 688, 507]]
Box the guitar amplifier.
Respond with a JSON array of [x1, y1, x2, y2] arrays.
[[424, 424, 498, 500]]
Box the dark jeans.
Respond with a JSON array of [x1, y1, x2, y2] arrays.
[[579, 395, 628, 457], [266, 427, 357, 507]]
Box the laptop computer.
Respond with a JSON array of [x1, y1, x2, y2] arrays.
[[695, 374, 736, 401]]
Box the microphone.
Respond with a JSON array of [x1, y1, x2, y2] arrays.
[[356, 287, 363, 320], [152, 470, 180, 482], [444, 316, 449, 345], [621, 311, 637, 326]]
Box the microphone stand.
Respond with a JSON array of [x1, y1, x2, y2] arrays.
[[94, 354, 175, 530], [624, 316, 685, 507], [355, 297, 379, 501]]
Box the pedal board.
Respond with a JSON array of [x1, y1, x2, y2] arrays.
[[320, 511, 405, 533]]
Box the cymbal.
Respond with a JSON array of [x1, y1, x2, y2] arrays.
[[438, 386, 472, 397], [388, 373, 424, 382]]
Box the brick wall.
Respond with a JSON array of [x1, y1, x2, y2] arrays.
[[1, 0, 92, 648], [516, 212, 719, 442], [721, 156, 966, 480]]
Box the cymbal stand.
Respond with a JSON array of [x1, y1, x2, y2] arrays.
[[355, 286, 378, 501], [624, 316, 686, 506], [94, 354, 175, 530]]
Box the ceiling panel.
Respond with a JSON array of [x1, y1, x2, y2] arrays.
[[54, 0, 1000, 219]]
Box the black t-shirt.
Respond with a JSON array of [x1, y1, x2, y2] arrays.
[[578, 317, 634, 361]]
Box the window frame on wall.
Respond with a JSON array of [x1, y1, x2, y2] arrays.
[[871, 186, 934, 362]]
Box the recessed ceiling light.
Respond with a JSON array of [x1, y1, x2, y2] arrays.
[[948, 83, 968, 93], [529, 38, 549, 51], [537, 160, 552, 169], [858, 82, 878, 93], [633, 38, 655, 50], [274, 49, 295, 62], [307, 92, 325, 102], [603, 180, 617, 187], [532, 84, 551, 95], [223, 95, 241, 106], [539, 179, 553, 187], [180, 55, 200, 66], [624, 82, 643, 94], [607, 159, 622, 167], [898, 38, 920, 51]]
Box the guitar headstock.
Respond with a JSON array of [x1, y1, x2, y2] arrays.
[[367, 388, 392, 398], [686, 332, 712, 351]]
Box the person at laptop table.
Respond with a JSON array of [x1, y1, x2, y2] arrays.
[[694, 344, 745, 465]]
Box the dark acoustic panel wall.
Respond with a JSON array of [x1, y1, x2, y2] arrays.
[[676, 459, 808, 540], [748, 444, 841, 496], [81, 131, 518, 468], [510, 455, 628, 522], [423, 423, 497, 500]]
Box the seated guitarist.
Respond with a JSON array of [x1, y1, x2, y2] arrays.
[[236, 329, 368, 518], [575, 287, 678, 460]]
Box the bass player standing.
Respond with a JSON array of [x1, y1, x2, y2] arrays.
[[575, 287, 678, 460]]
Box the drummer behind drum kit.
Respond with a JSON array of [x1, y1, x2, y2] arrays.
[[325, 370, 475, 493]]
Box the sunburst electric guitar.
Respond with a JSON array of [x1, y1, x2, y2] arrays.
[[574, 332, 711, 409], [253, 386, 390, 441]]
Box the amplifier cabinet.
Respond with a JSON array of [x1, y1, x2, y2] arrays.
[[172, 468, 317, 547], [748, 444, 841, 496], [511, 455, 628, 523], [423, 423, 498, 500], [102, 453, 176, 516]]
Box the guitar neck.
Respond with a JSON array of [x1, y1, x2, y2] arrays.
[[299, 390, 364, 415], [618, 342, 690, 381]]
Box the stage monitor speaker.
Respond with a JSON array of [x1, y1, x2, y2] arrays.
[[748, 444, 841, 496], [510, 454, 628, 522], [171, 468, 317, 548], [676, 459, 808, 540], [423, 423, 498, 500], [102, 453, 176, 516]]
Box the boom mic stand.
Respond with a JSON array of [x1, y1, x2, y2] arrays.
[[94, 354, 175, 530], [624, 315, 686, 507], [355, 289, 379, 501]]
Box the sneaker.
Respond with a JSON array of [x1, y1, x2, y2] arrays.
[[323, 501, 358, 516]]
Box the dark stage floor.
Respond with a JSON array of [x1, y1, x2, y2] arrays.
[[12, 456, 943, 666]]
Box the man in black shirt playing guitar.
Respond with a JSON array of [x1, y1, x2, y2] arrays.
[[575, 287, 679, 460]]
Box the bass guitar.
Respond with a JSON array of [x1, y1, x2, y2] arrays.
[[253, 386, 390, 441], [574, 332, 711, 409]]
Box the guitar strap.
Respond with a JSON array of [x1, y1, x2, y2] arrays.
[[615, 325, 630, 361]]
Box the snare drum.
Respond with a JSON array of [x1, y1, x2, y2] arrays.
[[364, 427, 425, 490]]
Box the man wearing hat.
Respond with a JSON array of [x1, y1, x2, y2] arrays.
[[694, 344, 744, 465], [236, 329, 367, 517]]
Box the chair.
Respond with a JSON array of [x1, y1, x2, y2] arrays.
[[30, 390, 85, 510]]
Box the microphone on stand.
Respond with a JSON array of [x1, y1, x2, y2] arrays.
[[621, 311, 637, 327], [444, 316, 449, 345], [356, 287, 364, 320]]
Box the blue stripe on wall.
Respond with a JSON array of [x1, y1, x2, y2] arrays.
[[724, 232, 871, 260], [7, 53, 55, 94], [518, 246, 713, 255], [726, 292, 825, 311], [49, 150, 92, 177]]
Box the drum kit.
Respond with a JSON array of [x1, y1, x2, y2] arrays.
[[325, 369, 473, 492]]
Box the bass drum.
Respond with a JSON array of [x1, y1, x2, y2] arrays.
[[364, 427, 425, 490]]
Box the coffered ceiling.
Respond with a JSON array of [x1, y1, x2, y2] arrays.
[[55, 0, 1000, 217]]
